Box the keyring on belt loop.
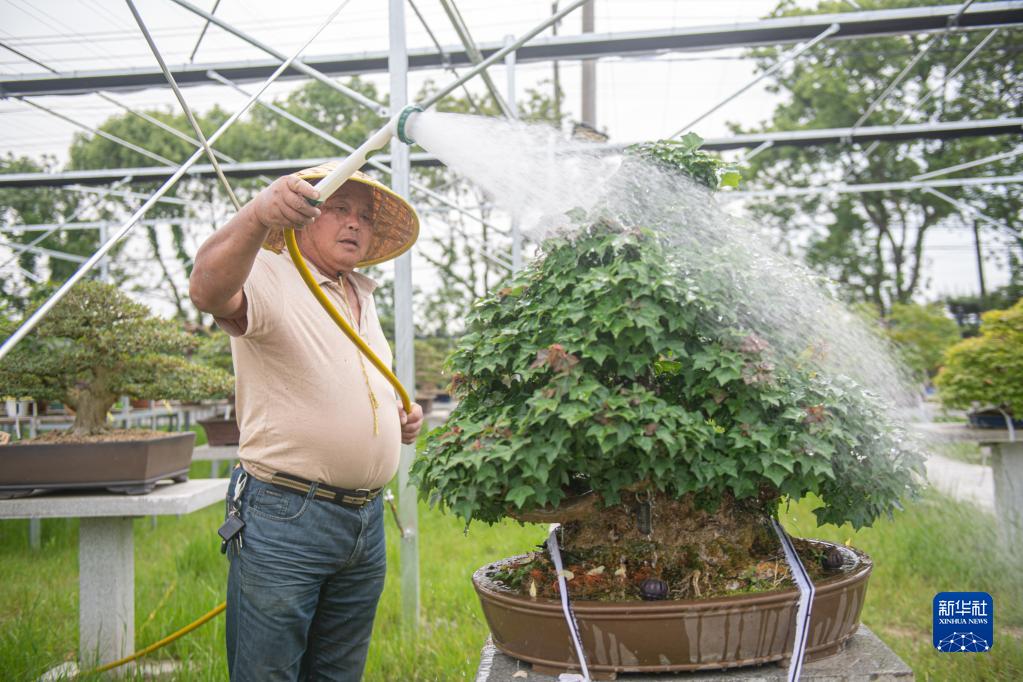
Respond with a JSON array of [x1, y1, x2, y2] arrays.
[[233, 470, 247, 503]]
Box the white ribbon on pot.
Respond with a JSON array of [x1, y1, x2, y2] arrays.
[[772, 518, 815, 681], [545, 523, 591, 682]]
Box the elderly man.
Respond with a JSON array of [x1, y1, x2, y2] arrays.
[[189, 164, 424, 681]]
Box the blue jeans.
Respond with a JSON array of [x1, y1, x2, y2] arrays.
[[225, 466, 387, 681]]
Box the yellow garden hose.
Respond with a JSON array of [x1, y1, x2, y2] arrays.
[[86, 602, 226, 675], [283, 227, 412, 413], [79, 180, 413, 678]]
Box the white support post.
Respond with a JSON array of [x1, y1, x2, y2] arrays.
[[505, 35, 522, 271], [390, 0, 419, 633], [79, 517, 134, 670], [990, 441, 1023, 551], [98, 222, 110, 282]]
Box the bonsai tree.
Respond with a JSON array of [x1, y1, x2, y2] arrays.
[[412, 139, 923, 599], [0, 281, 233, 436], [935, 298, 1023, 417]]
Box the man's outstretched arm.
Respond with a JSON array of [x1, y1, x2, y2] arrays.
[[189, 175, 321, 320]]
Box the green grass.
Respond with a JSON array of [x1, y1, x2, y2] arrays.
[[932, 440, 989, 466], [782, 492, 1022, 681], [1, 467, 1020, 681]]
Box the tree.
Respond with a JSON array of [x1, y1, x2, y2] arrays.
[[936, 298, 1023, 417], [735, 0, 1022, 313], [885, 302, 961, 379], [0, 155, 75, 315], [412, 143, 922, 598], [0, 281, 233, 435]]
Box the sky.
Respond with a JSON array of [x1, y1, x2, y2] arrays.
[[0, 0, 1014, 308]]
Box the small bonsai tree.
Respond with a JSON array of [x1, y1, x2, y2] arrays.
[[0, 281, 233, 436], [412, 139, 922, 599], [935, 298, 1023, 417]]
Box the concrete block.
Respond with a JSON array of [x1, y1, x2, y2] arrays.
[[990, 441, 1023, 550], [79, 517, 134, 671], [476, 625, 912, 681]]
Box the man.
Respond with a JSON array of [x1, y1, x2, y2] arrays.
[[189, 163, 424, 681]]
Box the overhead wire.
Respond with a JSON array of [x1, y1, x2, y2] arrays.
[[0, 3, 334, 362], [407, 0, 484, 114], [15, 97, 178, 167], [188, 0, 222, 62], [126, 0, 244, 212]]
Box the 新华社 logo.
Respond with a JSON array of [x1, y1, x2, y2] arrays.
[[933, 592, 993, 653]]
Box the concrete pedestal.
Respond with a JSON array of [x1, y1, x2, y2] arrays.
[[988, 440, 1023, 549], [0, 478, 227, 673], [79, 517, 135, 668], [476, 625, 911, 681]]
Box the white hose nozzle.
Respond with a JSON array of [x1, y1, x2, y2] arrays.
[[307, 105, 423, 204]]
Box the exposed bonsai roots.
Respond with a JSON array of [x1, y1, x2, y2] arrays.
[[495, 491, 836, 601]]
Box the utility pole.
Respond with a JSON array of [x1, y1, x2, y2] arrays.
[[581, 0, 596, 128], [972, 218, 987, 298]]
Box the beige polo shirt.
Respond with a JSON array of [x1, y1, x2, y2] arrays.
[[218, 248, 401, 490]]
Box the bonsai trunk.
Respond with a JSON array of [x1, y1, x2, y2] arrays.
[[66, 374, 119, 436], [558, 490, 777, 598]]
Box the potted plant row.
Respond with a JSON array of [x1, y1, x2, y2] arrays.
[[412, 137, 923, 675], [0, 281, 233, 495]]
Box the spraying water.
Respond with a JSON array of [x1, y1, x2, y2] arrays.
[[408, 111, 921, 416]]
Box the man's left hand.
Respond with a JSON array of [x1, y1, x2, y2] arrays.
[[398, 402, 424, 445]]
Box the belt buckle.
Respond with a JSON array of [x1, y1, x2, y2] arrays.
[[340, 488, 372, 507]]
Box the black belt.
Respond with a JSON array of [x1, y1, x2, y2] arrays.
[[269, 472, 382, 509]]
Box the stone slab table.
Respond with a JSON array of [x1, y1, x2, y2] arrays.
[[477, 625, 911, 681], [0, 478, 228, 671], [191, 444, 239, 477], [982, 439, 1022, 548], [912, 422, 1021, 547]]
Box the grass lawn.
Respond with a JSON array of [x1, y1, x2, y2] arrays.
[[1, 459, 1020, 680], [931, 439, 989, 466]]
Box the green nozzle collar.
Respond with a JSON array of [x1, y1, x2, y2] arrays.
[[397, 105, 423, 145]]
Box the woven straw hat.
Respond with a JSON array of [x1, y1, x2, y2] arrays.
[[262, 163, 419, 267]]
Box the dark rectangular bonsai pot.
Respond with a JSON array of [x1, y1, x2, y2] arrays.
[[0, 432, 195, 495], [968, 409, 1023, 430], [197, 417, 240, 446]]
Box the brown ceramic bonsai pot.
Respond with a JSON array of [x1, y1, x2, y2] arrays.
[[197, 417, 240, 446], [473, 540, 871, 676], [0, 432, 195, 496]]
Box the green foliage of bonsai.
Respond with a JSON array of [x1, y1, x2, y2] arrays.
[[885, 303, 962, 379], [0, 281, 234, 435], [936, 298, 1023, 416], [626, 135, 741, 190], [413, 143, 921, 535]]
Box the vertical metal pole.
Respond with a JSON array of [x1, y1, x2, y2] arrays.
[[98, 222, 110, 282], [551, 1, 561, 121], [389, 0, 419, 633], [581, 0, 596, 128], [505, 35, 522, 271], [973, 219, 987, 297]]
